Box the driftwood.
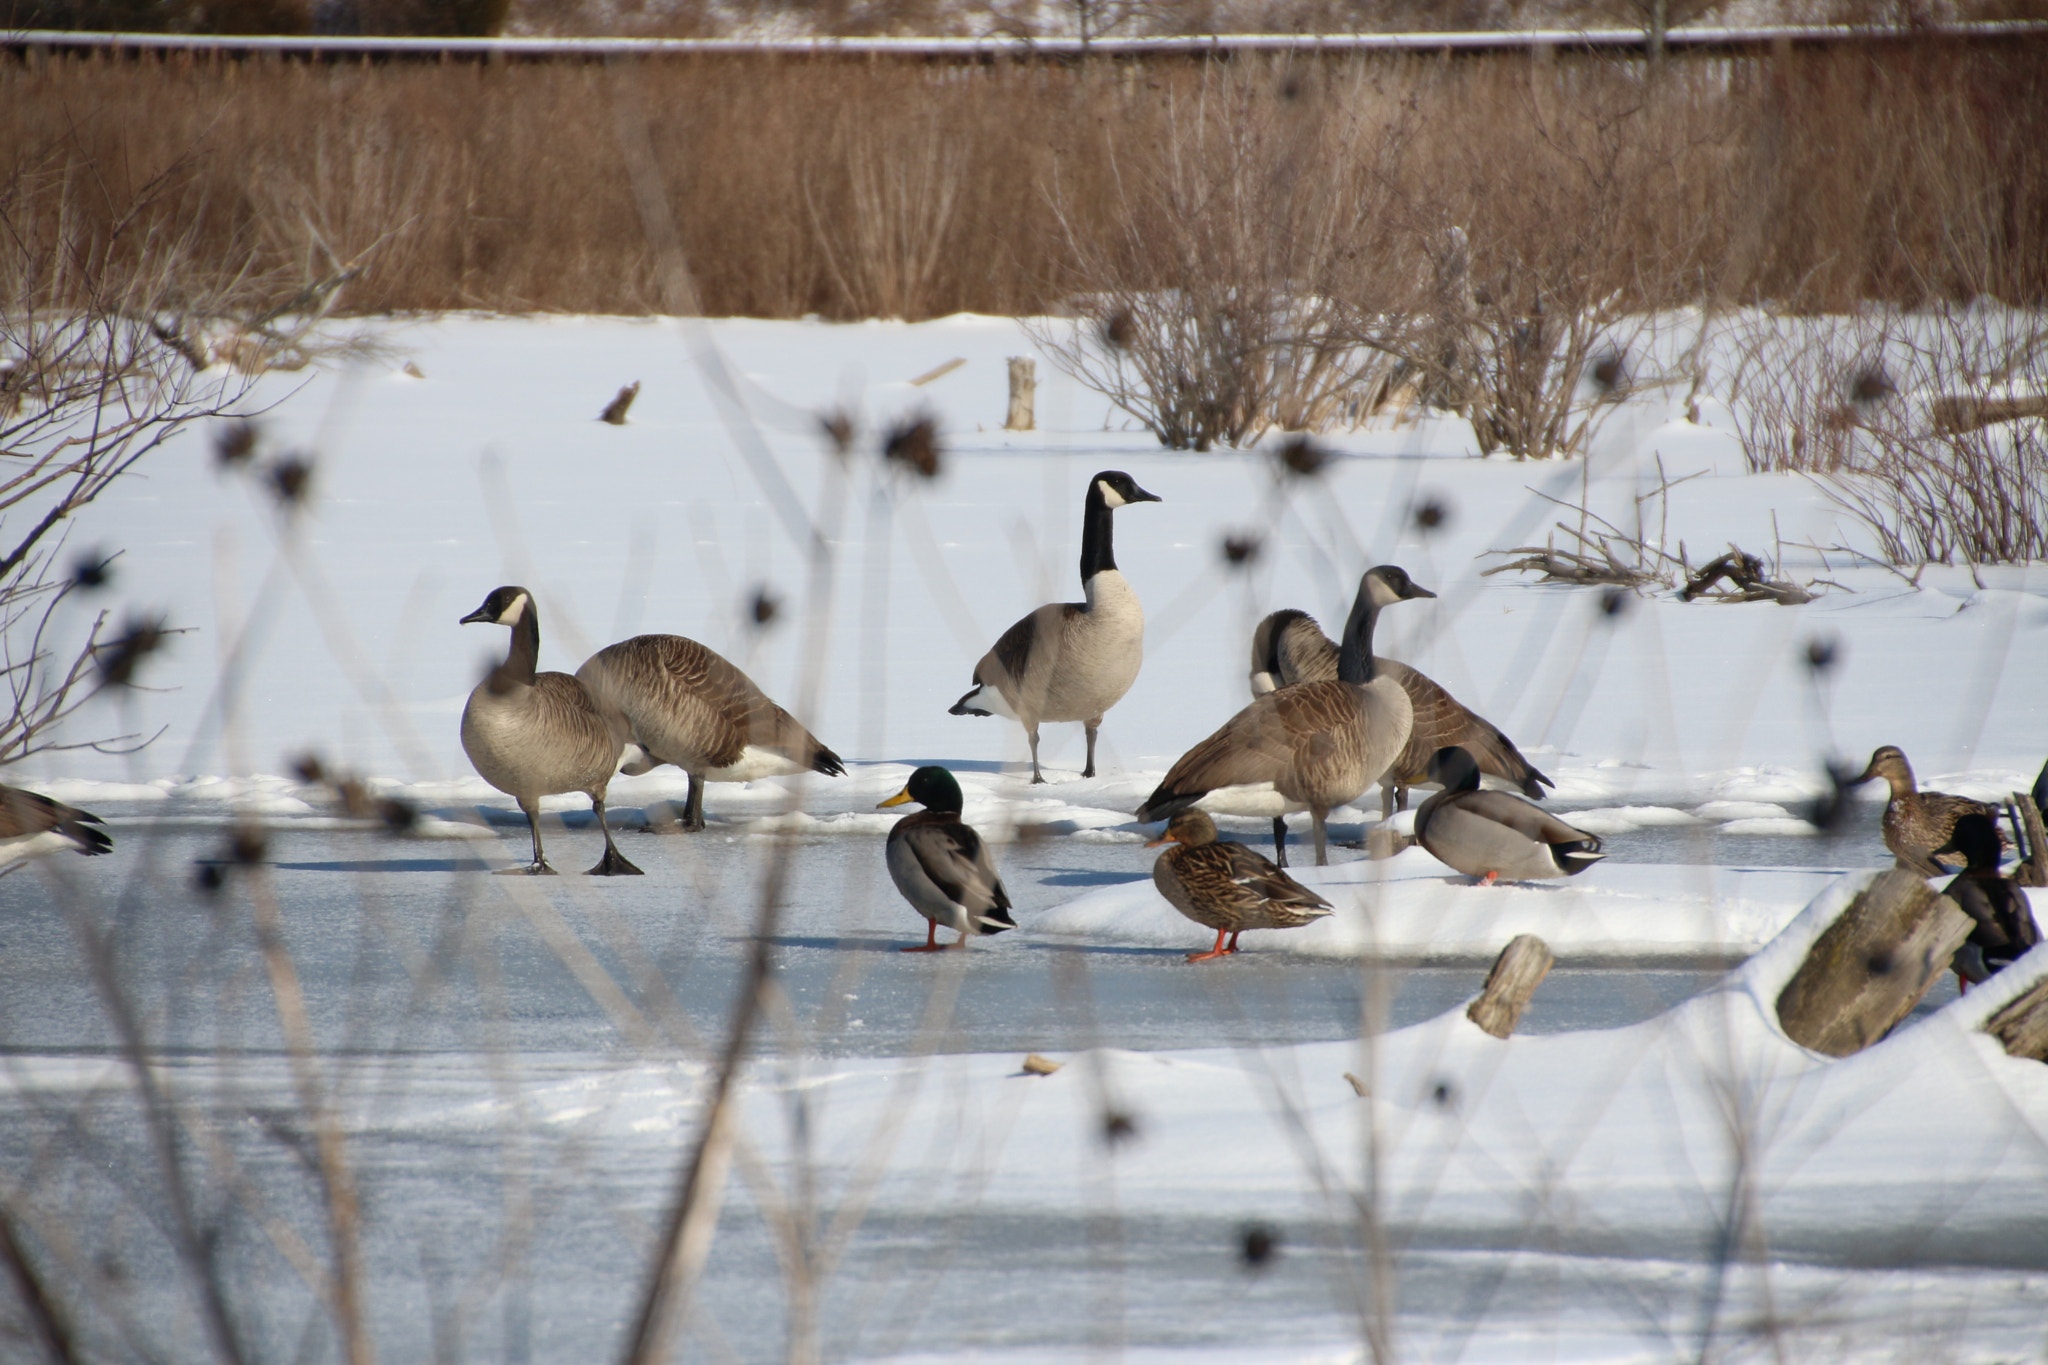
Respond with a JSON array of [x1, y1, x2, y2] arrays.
[[1005, 357, 1036, 431], [907, 357, 966, 387], [2009, 792, 2048, 889], [1467, 934, 1555, 1039], [1680, 547, 1815, 605], [1929, 393, 2048, 435], [599, 381, 640, 425], [1482, 534, 1664, 589], [1984, 977, 2048, 1062], [1775, 869, 1972, 1057]]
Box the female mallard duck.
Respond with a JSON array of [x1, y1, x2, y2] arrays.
[[1933, 813, 2041, 990], [1147, 810, 1333, 962], [1854, 745, 1997, 875], [0, 784, 113, 864], [1413, 746, 1604, 884], [576, 633, 843, 832], [1249, 607, 1550, 822], [1136, 565, 1433, 867], [878, 766, 1016, 952], [949, 470, 1161, 783], [460, 586, 642, 876]]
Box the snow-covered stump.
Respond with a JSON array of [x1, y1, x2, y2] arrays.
[[1774, 868, 1972, 1058], [1984, 975, 2048, 1062], [1004, 356, 1035, 431], [2010, 791, 2048, 888], [1467, 933, 1554, 1039]]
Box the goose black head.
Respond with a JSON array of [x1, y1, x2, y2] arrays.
[[461, 586, 533, 628], [1426, 746, 1483, 793], [1363, 564, 1437, 608], [1932, 812, 2003, 874], [879, 765, 965, 815], [1091, 471, 1162, 509]]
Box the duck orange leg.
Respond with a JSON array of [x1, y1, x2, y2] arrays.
[[1187, 928, 1235, 963], [902, 921, 947, 953], [1478, 872, 1499, 886]]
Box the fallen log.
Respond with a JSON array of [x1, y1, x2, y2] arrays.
[[1984, 974, 2048, 1062], [1775, 868, 1972, 1057], [1929, 393, 2048, 435], [1467, 934, 1554, 1040]]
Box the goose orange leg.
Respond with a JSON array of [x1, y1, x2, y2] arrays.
[[1187, 928, 1236, 963]]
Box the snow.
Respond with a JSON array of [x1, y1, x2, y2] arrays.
[[4, 311, 2046, 1360]]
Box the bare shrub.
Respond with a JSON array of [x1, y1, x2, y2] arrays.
[[1827, 421, 2048, 566]]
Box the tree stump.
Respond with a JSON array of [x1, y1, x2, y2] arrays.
[[1984, 975, 2048, 1062], [1775, 869, 1972, 1057], [1467, 934, 1554, 1039], [599, 381, 640, 425], [1005, 357, 1036, 431]]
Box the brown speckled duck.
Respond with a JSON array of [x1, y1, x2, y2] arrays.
[[1854, 745, 1997, 875], [1146, 810, 1334, 962]]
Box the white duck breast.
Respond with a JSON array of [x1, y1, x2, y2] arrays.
[[950, 471, 1161, 783]]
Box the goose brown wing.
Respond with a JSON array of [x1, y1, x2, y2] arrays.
[[1380, 661, 1550, 796], [896, 811, 1012, 914], [0, 786, 112, 855], [1447, 790, 1597, 845], [580, 635, 842, 775], [1139, 683, 1353, 819]]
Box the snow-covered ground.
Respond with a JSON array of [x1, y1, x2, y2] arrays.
[[4, 312, 2045, 1360]]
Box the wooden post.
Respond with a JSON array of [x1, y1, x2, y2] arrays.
[[2010, 792, 2048, 889], [1984, 976, 2048, 1063], [1775, 868, 1972, 1057], [599, 381, 640, 425], [1467, 934, 1554, 1039], [1004, 357, 1036, 431]]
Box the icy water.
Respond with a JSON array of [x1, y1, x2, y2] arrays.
[[7, 814, 1991, 1365]]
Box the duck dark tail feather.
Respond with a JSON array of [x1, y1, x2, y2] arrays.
[[1551, 840, 1605, 876], [978, 906, 1018, 934]]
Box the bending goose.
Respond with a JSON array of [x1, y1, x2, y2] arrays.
[[1933, 813, 2040, 990], [1250, 607, 1550, 820], [949, 470, 1161, 783], [879, 765, 1016, 952], [1147, 809, 1332, 962], [1412, 746, 1604, 884], [459, 586, 642, 876], [1136, 564, 1434, 867], [576, 632, 844, 832], [1853, 745, 1996, 875], [0, 785, 113, 866]]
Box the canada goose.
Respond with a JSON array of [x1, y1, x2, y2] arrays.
[[1412, 746, 1605, 884], [1853, 745, 1996, 875], [1146, 809, 1332, 962], [1250, 608, 1550, 824], [459, 586, 642, 877], [1933, 813, 2040, 990], [576, 633, 844, 832], [949, 470, 1162, 783], [1136, 565, 1434, 867], [0, 784, 113, 866], [878, 765, 1016, 952]]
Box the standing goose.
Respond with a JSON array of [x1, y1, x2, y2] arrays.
[[459, 586, 642, 877], [1412, 746, 1604, 884], [1853, 745, 1997, 875], [878, 765, 1016, 952], [949, 470, 1162, 783], [1250, 608, 1551, 819], [1147, 809, 1333, 962], [1932, 813, 2040, 990], [0, 785, 113, 866], [576, 633, 844, 832], [1136, 565, 1434, 867]]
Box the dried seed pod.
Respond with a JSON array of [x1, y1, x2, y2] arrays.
[[97, 615, 169, 687], [72, 549, 116, 591], [1101, 309, 1136, 350], [818, 408, 856, 457], [268, 457, 312, 507], [1412, 497, 1449, 532], [214, 419, 260, 468], [1220, 533, 1261, 567], [883, 416, 941, 479], [1273, 435, 1327, 478], [749, 586, 781, 628]]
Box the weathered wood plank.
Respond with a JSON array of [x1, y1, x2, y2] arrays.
[[1004, 356, 1036, 431], [1775, 868, 1972, 1057], [1984, 975, 2048, 1062], [2012, 791, 2048, 889], [1467, 934, 1554, 1039]]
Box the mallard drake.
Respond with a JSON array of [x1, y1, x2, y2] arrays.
[[1413, 746, 1605, 884], [1249, 607, 1550, 820], [879, 766, 1016, 952], [1146, 809, 1333, 962], [950, 471, 1161, 783], [1136, 565, 1433, 867], [576, 634, 843, 832], [1933, 813, 2041, 990], [460, 586, 642, 876], [0, 784, 113, 865], [1853, 745, 1996, 875]]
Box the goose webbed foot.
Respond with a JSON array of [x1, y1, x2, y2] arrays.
[[587, 846, 644, 876], [497, 860, 558, 876]]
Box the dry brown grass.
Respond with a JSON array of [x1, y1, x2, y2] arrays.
[[2, 42, 2043, 322]]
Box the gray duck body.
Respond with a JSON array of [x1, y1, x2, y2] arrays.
[[1413, 747, 1603, 883]]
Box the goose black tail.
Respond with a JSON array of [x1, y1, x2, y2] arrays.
[[1135, 785, 1206, 825], [948, 685, 990, 717], [813, 745, 847, 778]]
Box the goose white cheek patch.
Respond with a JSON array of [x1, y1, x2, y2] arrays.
[[1097, 480, 1126, 508], [499, 593, 529, 626]]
